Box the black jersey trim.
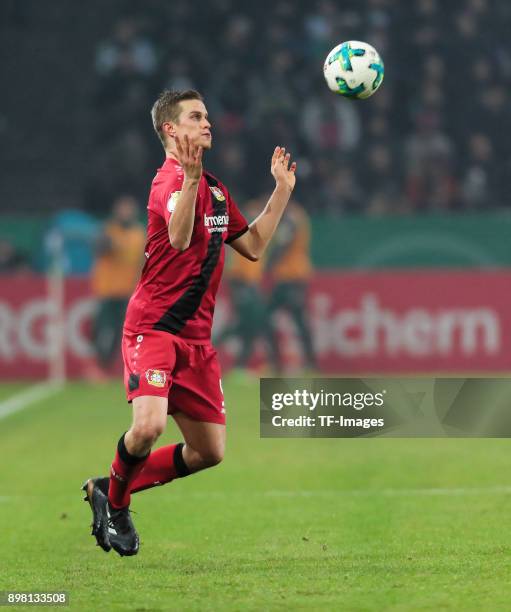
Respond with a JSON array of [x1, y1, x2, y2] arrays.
[[225, 225, 249, 244], [152, 173, 226, 335]]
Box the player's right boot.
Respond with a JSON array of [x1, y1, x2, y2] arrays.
[[106, 504, 140, 557], [82, 478, 111, 552]]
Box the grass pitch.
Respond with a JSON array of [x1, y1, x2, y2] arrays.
[[1, 377, 511, 611]]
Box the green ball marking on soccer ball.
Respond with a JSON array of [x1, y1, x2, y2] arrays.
[[369, 62, 384, 90], [328, 42, 366, 72], [335, 77, 366, 98]]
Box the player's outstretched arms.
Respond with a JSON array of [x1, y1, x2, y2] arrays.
[[270, 145, 297, 193], [168, 134, 203, 251], [230, 146, 296, 261]]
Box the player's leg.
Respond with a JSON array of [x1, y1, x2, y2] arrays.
[[89, 442, 189, 497], [173, 411, 225, 471], [95, 414, 224, 495], [120, 341, 225, 491], [104, 395, 167, 557], [166, 342, 226, 472], [84, 337, 224, 555], [86, 333, 202, 507], [84, 329, 176, 556], [108, 395, 168, 507]]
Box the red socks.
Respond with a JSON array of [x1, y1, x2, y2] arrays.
[[108, 434, 149, 509], [108, 438, 191, 508], [130, 444, 178, 493], [131, 442, 191, 492]]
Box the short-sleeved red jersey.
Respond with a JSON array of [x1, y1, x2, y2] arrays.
[[123, 158, 248, 341]]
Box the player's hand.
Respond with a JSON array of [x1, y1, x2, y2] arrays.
[[175, 134, 203, 181], [271, 146, 297, 192]]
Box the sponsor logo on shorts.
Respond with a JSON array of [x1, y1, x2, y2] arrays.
[[145, 369, 166, 388], [209, 186, 226, 201]]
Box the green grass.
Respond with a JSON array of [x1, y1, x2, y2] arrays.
[[0, 382, 28, 402], [1, 378, 511, 610]]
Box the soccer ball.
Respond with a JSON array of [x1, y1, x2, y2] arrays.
[[323, 40, 384, 99]]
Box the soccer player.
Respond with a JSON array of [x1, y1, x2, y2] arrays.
[[83, 89, 297, 556]]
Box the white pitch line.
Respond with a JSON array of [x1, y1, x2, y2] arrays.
[[0, 381, 64, 420]]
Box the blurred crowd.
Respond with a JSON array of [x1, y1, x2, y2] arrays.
[[85, 0, 511, 216], [2, 0, 511, 274], [3, 0, 510, 378]]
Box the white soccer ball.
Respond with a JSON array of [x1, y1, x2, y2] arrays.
[[323, 40, 384, 99]]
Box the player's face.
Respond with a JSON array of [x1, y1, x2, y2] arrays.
[[175, 99, 212, 150]]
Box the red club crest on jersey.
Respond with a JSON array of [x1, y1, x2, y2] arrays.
[[209, 186, 226, 201], [145, 369, 166, 388]]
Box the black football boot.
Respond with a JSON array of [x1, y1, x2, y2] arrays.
[[82, 478, 111, 552], [106, 504, 140, 557]]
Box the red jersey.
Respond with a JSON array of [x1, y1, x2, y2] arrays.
[[123, 158, 248, 341]]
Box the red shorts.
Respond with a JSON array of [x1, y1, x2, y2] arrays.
[[121, 330, 225, 425]]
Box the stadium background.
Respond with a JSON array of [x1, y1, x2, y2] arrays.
[[3, 2, 511, 610], [2, 0, 511, 379]]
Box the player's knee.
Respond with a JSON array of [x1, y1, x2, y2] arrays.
[[199, 447, 224, 468], [131, 419, 166, 447]]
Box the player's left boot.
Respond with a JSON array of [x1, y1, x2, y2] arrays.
[[82, 478, 111, 552], [90, 476, 109, 497], [84, 476, 140, 556], [107, 504, 140, 557]]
